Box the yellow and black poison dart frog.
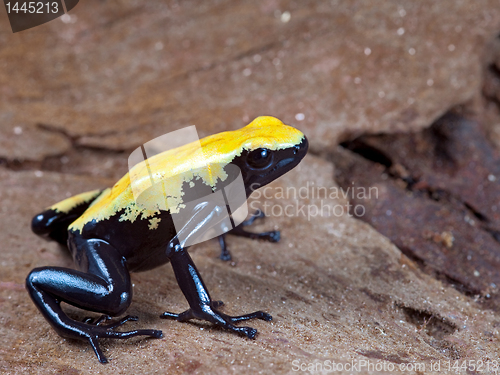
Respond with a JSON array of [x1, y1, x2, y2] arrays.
[[27, 116, 308, 363]]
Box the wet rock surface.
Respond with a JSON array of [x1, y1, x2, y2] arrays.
[[2, 0, 500, 374]]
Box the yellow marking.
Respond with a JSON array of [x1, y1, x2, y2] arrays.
[[69, 116, 304, 232], [49, 189, 102, 214], [148, 217, 161, 230]]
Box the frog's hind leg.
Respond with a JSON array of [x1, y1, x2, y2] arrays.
[[26, 239, 162, 363], [218, 209, 280, 260], [31, 189, 102, 245]]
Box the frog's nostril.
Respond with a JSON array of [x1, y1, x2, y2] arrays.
[[293, 137, 308, 155], [296, 136, 309, 157]]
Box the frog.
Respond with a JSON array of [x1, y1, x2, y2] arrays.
[[27, 116, 308, 363]]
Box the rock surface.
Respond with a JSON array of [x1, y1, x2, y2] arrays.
[[1, 0, 499, 159], [3, 159, 500, 373], [334, 112, 500, 309], [2, 0, 500, 374]]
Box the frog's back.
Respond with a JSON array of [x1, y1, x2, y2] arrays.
[[69, 116, 305, 236], [68, 173, 136, 234]]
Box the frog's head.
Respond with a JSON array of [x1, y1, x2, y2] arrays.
[[126, 116, 307, 211], [202, 116, 308, 195]]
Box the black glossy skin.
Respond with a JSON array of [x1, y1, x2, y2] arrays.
[[27, 137, 308, 363]]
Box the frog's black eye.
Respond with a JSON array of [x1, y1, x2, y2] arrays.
[[246, 148, 273, 169]]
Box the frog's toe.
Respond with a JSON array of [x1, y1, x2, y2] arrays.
[[227, 226, 281, 243], [227, 310, 272, 323], [83, 314, 140, 329], [238, 326, 258, 339], [83, 314, 112, 325], [259, 230, 280, 242], [160, 308, 194, 322], [95, 315, 162, 339], [88, 336, 108, 364], [241, 209, 266, 226], [160, 311, 180, 319], [212, 300, 224, 308], [92, 328, 163, 363], [262, 312, 273, 321], [101, 328, 163, 340], [219, 251, 232, 261], [101, 315, 139, 329], [81, 318, 163, 363]]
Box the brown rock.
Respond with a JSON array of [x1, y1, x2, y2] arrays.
[[2, 0, 500, 373], [1, 1, 499, 155], [0, 107, 71, 162], [333, 113, 500, 309], [2, 155, 500, 372]]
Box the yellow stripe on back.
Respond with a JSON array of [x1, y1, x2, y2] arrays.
[[69, 116, 304, 232], [49, 189, 102, 214]]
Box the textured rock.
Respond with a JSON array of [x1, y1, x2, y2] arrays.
[[1, 0, 499, 157], [0, 107, 71, 162], [2, 0, 500, 373], [483, 34, 500, 150], [3, 157, 500, 373], [333, 113, 500, 309]]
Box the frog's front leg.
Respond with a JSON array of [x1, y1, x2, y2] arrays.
[[218, 209, 280, 260], [161, 245, 271, 338], [26, 239, 162, 363], [161, 203, 271, 337]]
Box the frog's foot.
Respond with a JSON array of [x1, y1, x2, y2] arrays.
[[83, 315, 110, 325], [218, 210, 280, 261], [160, 301, 272, 339], [76, 317, 163, 363], [212, 300, 224, 308], [83, 314, 139, 328]]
